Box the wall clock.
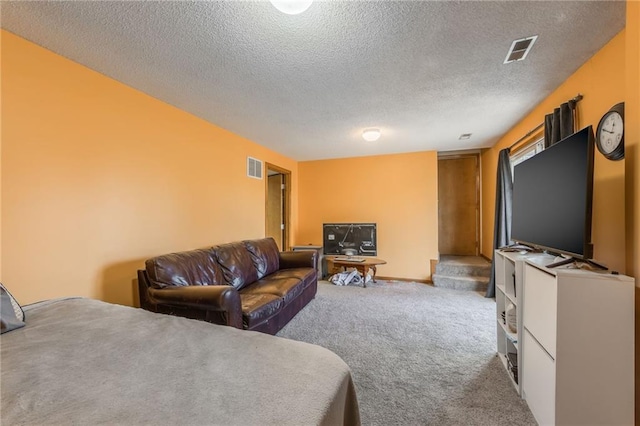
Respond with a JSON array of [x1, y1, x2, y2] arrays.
[[595, 102, 624, 161]]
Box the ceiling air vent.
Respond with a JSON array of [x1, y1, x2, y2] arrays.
[[247, 157, 263, 179], [504, 35, 538, 64]]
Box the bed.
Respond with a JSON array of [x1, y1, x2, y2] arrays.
[[1, 298, 360, 425]]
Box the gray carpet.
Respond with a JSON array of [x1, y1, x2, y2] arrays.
[[277, 281, 536, 425]]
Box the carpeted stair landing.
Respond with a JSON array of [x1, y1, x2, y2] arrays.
[[432, 255, 490, 291]]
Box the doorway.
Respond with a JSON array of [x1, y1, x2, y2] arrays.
[[438, 153, 480, 256], [265, 163, 291, 251]]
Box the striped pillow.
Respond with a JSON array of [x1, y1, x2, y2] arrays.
[[1, 283, 25, 334]]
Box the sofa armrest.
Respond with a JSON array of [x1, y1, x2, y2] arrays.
[[148, 285, 242, 329], [279, 250, 317, 270]]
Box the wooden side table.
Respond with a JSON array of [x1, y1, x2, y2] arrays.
[[326, 256, 387, 287]]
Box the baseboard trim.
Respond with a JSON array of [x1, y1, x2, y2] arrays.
[[481, 253, 492, 263], [377, 276, 432, 284]]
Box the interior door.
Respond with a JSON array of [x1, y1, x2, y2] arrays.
[[438, 154, 479, 255], [266, 173, 284, 250]]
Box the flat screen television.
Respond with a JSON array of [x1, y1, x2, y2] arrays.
[[323, 223, 377, 256], [511, 125, 595, 260]]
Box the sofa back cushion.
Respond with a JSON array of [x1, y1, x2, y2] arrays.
[[243, 238, 280, 279], [213, 242, 258, 290], [146, 249, 223, 288]]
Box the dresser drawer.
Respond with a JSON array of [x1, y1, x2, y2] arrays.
[[523, 329, 556, 425], [523, 264, 557, 358]]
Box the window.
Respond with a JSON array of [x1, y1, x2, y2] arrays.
[[510, 138, 544, 177]]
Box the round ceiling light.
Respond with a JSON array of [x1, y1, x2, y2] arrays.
[[269, 0, 313, 15], [362, 128, 381, 142]]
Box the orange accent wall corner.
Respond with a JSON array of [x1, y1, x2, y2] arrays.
[[1, 30, 298, 306], [297, 151, 439, 281], [481, 30, 628, 274]]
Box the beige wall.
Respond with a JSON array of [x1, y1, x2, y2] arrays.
[[297, 152, 439, 281], [481, 30, 628, 273], [1, 31, 298, 306]]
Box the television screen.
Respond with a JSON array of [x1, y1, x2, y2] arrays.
[[511, 126, 595, 259], [323, 223, 377, 256]]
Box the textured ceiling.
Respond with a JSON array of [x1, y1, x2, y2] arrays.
[[1, 1, 626, 161]]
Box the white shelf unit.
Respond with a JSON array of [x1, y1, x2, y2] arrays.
[[520, 257, 634, 426], [494, 250, 531, 395], [496, 249, 635, 425]]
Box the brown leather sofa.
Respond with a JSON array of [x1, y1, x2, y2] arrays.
[[137, 238, 318, 335]]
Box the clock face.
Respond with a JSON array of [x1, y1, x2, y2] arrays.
[[598, 111, 623, 154]]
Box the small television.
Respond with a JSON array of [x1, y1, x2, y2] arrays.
[[511, 126, 595, 260]]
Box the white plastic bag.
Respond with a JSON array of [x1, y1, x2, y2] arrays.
[[329, 269, 372, 286], [329, 270, 362, 286]]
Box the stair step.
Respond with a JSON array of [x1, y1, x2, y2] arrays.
[[435, 255, 491, 277], [432, 274, 489, 291], [435, 263, 490, 277]]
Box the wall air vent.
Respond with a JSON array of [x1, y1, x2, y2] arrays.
[[504, 35, 538, 64], [247, 157, 263, 179]]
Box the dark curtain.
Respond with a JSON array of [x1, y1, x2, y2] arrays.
[[544, 100, 577, 147], [486, 149, 513, 298]]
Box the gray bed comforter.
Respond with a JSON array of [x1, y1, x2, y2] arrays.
[[1, 298, 360, 425]]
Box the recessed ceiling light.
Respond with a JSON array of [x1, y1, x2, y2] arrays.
[[459, 133, 472, 140], [362, 128, 381, 142], [504, 35, 538, 64], [269, 0, 313, 15]]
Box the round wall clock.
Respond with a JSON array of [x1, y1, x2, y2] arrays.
[[595, 102, 624, 161]]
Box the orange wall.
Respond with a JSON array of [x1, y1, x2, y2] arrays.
[[481, 31, 628, 273], [625, 1, 640, 418], [626, 0, 639, 279], [1, 31, 298, 306], [1, 33, 3, 280], [297, 152, 438, 281]]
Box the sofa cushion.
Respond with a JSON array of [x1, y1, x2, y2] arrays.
[[214, 242, 258, 290], [241, 277, 305, 305], [239, 293, 283, 329], [243, 238, 280, 279], [146, 249, 224, 288], [265, 268, 317, 289]]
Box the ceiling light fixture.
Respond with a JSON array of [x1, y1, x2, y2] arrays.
[[269, 0, 313, 15], [362, 128, 381, 142], [459, 133, 472, 140]]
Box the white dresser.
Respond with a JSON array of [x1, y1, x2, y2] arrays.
[[495, 250, 635, 425]]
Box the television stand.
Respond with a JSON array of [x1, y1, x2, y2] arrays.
[[494, 249, 635, 425], [546, 256, 607, 270]]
